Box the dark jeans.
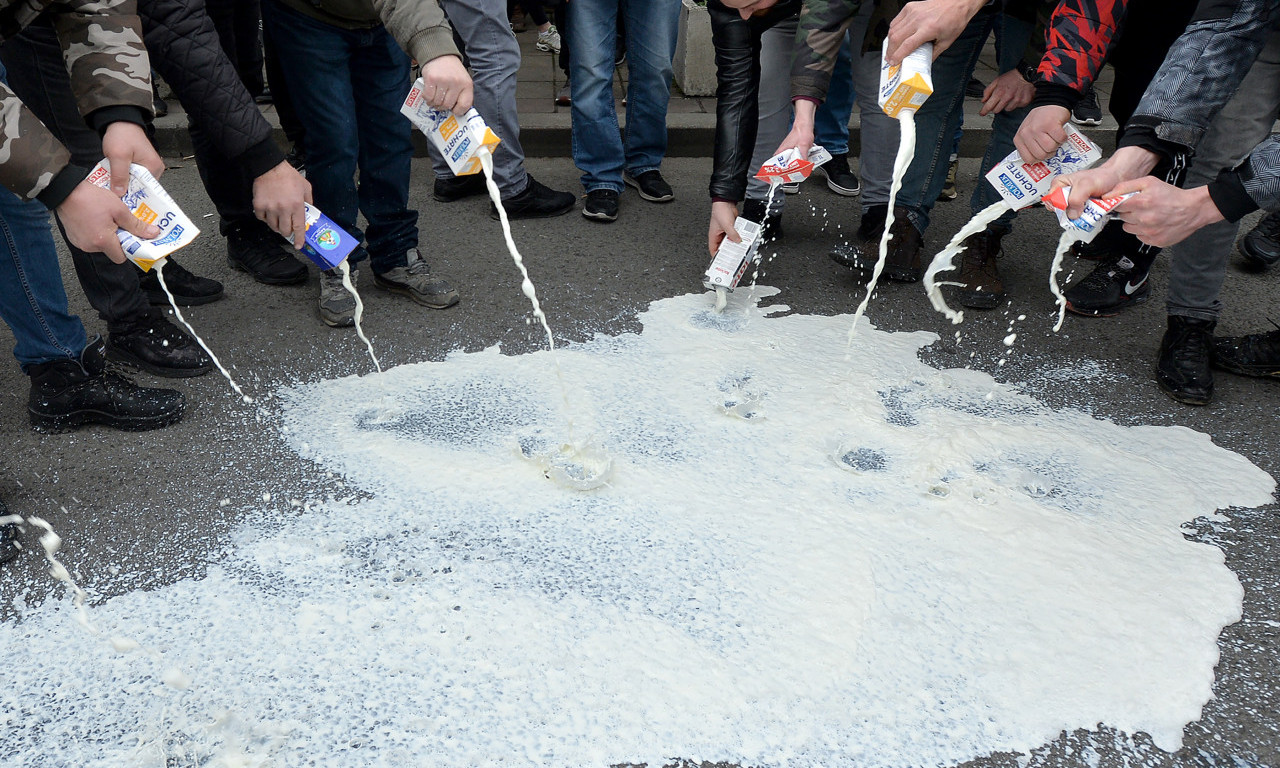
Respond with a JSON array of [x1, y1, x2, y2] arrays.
[[262, 0, 418, 272]]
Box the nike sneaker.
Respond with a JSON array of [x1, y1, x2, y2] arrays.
[[1064, 255, 1150, 316], [1213, 322, 1280, 378]]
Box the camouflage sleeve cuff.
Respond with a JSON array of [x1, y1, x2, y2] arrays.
[[86, 105, 150, 136], [241, 137, 288, 182], [1207, 169, 1257, 223], [35, 163, 90, 211]]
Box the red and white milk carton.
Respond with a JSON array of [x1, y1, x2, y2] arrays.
[[755, 145, 833, 186], [1042, 185, 1138, 242], [984, 124, 1102, 209]]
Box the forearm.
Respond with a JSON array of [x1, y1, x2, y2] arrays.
[[790, 0, 858, 102], [0, 86, 84, 206]]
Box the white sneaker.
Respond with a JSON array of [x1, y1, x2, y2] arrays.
[[536, 25, 561, 53]]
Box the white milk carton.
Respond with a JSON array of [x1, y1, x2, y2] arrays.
[[755, 145, 833, 185], [984, 123, 1102, 209], [879, 41, 933, 117], [1041, 185, 1137, 242], [703, 218, 763, 291], [86, 160, 198, 271], [400, 77, 500, 176]]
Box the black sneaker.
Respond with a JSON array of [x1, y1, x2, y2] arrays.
[[1212, 322, 1280, 377], [1238, 209, 1280, 269], [820, 152, 861, 197], [491, 176, 575, 220], [1156, 315, 1216, 405], [742, 198, 783, 243], [27, 338, 185, 433], [954, 227, 1006, 309], [107, 311, 212, 378], [965, 77, 986, 99], [1072, 84, 1103, 126], [227, 221, 308, 285], [582, 188, 620, 222], [138, 258, 224, 307], [624, 170, 674, 203], [434, 173, 489, 203], [830, 205, 887, 272], [1064, 256, 1150, 316], [0, 497, 19, 565]]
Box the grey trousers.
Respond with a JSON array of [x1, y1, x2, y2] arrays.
[[746, 4, 896, 213], [432, 0, 529, 196], [1166, 30, 1280, 320]]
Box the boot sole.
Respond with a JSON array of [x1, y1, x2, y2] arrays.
[[107, 346, 213, 379], [1155, 370, 1212, 406], [29, 404, 184, 433], [582, 208, 618, 222], [1211, 362, 1280, 378], [1066, 291, 1150, 317], [489, 200, 576, 221], [227, 255, 308, 286], [957, 291, 1004, 310]]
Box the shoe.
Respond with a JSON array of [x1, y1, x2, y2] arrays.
[[1156, 315, 1216, 405], [582, 188, 620, 222], [138, 257, 224, 306], [510, 8, 526, 32], [491, 176, 575, 220], [433, 173, 488, 203], [1238, 209, 1280, 269], [821, 152, 861, 197], [254, 87, 273, 105], [1064, 255, 1150, 316], [27, 337, 185, 433], [0, 497, 20, 565], [781, 181, 801, 195], [319, 268, 357, 327], [829, 205, 887, 272], [965, 77, 985, 99], [938, 158, 958, 201], [536, 25, 561, 53], [624, 170, 674, 203], [742, 198, 783, 243], [107, 311, 212, 378], [830, 206, 922, 282], [373, 248, 460, 309], [1212, 322, 1280, 377], [1072, 85, 1103, 126], [286, 144, 307, 174], [555, 80, 572, 107], [153, 96, 169, 118], [954, 227, 1005, 309], [227, 222, 308, 285]]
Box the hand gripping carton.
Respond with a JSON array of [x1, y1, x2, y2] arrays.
[[755, 145, 833, 185], [400, 78, 501, 176], [1042, 185, 1138, 243], [879, 41, 934, 118], [984, 124, 1102, 209], [293, 203, 359, 269], [704, 218, 764, 292], [86, 160, 199, 271]]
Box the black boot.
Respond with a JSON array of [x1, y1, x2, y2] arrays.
[[227, 220, 308, 285], [1155, 315, 1216, 406], [138, 257, 224, 307], [0, 497, 19, 565], [107, 311, 212, 378], [27, 338, 186, 432]]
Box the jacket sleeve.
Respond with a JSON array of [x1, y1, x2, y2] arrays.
[[1208, 135, 1280, 221], [372, 0, 460, 64], [790, 0, 860, 102], [139, 0, 284, 180], [1031, 0, 1126, 105]]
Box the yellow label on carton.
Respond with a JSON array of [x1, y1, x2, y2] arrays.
[[879, 41, 934, 118]]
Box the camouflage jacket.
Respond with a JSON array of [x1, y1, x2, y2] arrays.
[[270, 0, 459, 65], [0, 0, 152, 207]]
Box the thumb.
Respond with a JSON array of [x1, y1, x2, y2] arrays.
[[726, 225, 742, 243], [114, 204, 160, 240], [1107, 178, 1147, 198], [107, 158, 132, 197]]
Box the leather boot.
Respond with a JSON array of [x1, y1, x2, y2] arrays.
[[27, 338, 186, 432], [955, 226, 1006, 309], [1155, 315, 1216, 406]]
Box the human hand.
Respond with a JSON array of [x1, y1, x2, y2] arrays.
[[979, 70, 1034, 116], [1013, 105, 1069, 162], [55, 180, 160, 264], [1108, 179, 1223, 247], [1053, 146, 1160, 216], [101, 122, 164, 196], [885, 0, 988, 64], [709, 200, 741, 255], [421, 54, 474, 115], [253, 161, 313, 249], [772, 100, 817, 159]]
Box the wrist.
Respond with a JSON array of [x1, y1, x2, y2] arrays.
[[1109, 146, 1159, 179]]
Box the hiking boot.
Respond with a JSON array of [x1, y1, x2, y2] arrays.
[[536, 24, 561, 52], [318, 268, 357, 327], [27, 338, 185, 433], [582, 188, 620, 222], [1156, 315, 1216, 405], [954, 227, 1006, 309], [742, 198, 782, 243], [1072, 84, 1103, 126], [821, 152, 861, 197], [491, 176, 575, 220], [227, 221, 308, 285], [107, 311, 212, 378], [1212, 323, 1280, 378], [372, 249, 460, 309], [1064, 255, 1150, 316], [433, 173, 488, 203], [624, 170, 675, 203], [829, 205, 887, 273], [882, 211, 925, 282], [138, 257, 224, 307], [938, 158, 958, 201], [0, 497, 20, 565], [1238, 209, 1280, 269]]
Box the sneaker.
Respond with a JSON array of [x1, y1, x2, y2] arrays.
[[555, 80, 572, 107], [227, 221, 308, 285], [373, 248, 460, 309], [434, 173, 489, 203], [965, 77, 986, 99], [1072, 84, 1103, 126], [742, 198, 783, 243], [624, 170, 674, 203], [1212, 322, 1280, 378], [829, 205, 887, 272], [781, 181, 801, 195], [954, 227, 1005, 309], [1238, 209, 1280, 269], [318, 268, 357, 327], [938, 158, 958, 201], [107, 311, 212, 378], [27, 338, 185, 432], [510, 7, 526, 32], [491, 176, 575, 220], [138, 257, 224, 306], [821, 152, 861, 197], [1156, 315, 1216, 405], [536, 25, 561, 53], [1064, 255, 1150, 316], [582, 188, 620, 222], [0, 497, 19, 565]]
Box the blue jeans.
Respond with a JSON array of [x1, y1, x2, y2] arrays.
[[262, 0, 417, 273], [814, 30, 856, 155], [569, 0, 680, 193], [897, 9, 1033, 233]]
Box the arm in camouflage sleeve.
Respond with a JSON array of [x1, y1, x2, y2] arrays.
[[0, 83, 78, 204], [791, 0, 860, 103]]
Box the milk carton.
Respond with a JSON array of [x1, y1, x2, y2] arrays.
[[86, 160, 198, 271], [1042, 185, 1137, 242], [879, 41, 933, 118], [292, 203, 359, 270], [984, 123, 1102, 209], [703, 218, 763, 291], [400, 78, 500, 176], [755, 145, 833, 185]]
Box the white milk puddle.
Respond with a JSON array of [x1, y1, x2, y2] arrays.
[[1, 290, 1273, 767], [154, 260, 253, 403]]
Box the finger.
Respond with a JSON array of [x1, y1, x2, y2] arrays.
[[709, 232, 722, 256], [726, 226, 742, 243], [115, 206, 161, 240], [100, 237, 129, 264], [456, 84, 474, 115], [1108, 178, 1148, 197], [107, 157, 130, 197]]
